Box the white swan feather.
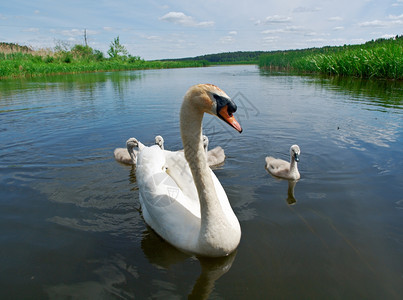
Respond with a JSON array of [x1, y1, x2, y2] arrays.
[[136, 84, 242, 257]]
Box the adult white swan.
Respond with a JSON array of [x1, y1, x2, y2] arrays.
[[136, 84, 242, 257], [265, 145, 301, 180]]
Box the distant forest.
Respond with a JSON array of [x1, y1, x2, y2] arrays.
[[162, 51, 265, 63], [164, 35, 403, 66]]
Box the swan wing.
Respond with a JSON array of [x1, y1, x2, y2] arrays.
[[162, 148, 235, 222], [163, 150, 199, 203], [265, 157, 293, 178], [136, 146, 201, 250]]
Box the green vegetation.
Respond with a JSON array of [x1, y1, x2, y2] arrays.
[[1, 36, 401, 79], [168, 51, 264, 64], [259, 36, 403, 79], [0, 37, 208, 79]]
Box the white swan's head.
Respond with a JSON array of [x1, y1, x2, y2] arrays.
[[155, 135, 164, 150], [184, 84, 242, 133], [290, 145, 300, 162]]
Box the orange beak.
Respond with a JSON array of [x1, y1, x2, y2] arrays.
[[219, 105, 242, 133]]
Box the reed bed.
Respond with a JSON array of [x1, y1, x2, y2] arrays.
[[0, 44, 208, 78], [259, 36, 402, 79], [0, 59, 208, 78]]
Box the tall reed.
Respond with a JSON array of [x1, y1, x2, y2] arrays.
[[259, 36, 402, 79]]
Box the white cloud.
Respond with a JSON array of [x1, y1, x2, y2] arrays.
[[328, 16, 343, 21], [220, 31, 238, 44], [61, 29, 83, 37], [333, 26, 344, 31], [220, 35, 235, 43], [22, 27, 39, 32], [261, 26, 303, 34], [307, 38, 327, 43], [304, 32, 330, 37], [159, 12, 214, 27], [146, 35, 162, 41], [293, 6, 321, 13], [358, 14, 403, 27], [388, 14, 403, 20], [263, 15, 292, 24], [261, 29, 284, 34], [103, 27, 113, 32], [263, 36, 279, 42]]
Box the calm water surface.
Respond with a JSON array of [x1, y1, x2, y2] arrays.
[[1, 65, 402, 299]]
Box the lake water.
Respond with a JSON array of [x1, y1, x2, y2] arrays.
[[0, 65, 402, 299]]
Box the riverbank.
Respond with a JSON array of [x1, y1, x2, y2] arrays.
[[0, 56, 209, 79], [1, 36, 402, 79], [258, 36, 402, 80]]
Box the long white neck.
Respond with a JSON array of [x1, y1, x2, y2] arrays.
[[180, 100, 235, 255]]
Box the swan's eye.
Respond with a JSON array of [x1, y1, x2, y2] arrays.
[[213, 94, 237, 115]]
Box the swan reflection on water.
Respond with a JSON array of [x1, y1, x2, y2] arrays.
[[286, 180, 298, 205], [141, 227, 237, 299], [266, 173, 299, 205]]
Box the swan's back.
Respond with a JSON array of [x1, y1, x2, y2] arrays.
[[114, 148, 136, 165], [136, 144, 237, 254], [207, 146, 225, 166], [265, 156, 291, 177]]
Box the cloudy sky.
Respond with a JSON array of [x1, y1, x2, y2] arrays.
[[1, 0, 402, 60]]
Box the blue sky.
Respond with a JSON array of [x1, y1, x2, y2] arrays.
[[1, 0, 402, 60]]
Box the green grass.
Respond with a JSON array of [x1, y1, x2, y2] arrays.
[[0, 55, 209, 78], [259, 36, 403, 79], [0, 44, 210, 79]]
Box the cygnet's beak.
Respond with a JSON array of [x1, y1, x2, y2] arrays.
[[218, 105, 242, 133], [294, 152, 300, 162]]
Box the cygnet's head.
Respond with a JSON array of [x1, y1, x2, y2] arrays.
[[126, 137, 139, 163], [290, 145, 300, 162], [155, 135, 164, 150], [202, 135, 209, 151], [126, 138, 139, 150]]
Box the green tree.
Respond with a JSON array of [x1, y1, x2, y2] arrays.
[[107, 36, 128, 59]]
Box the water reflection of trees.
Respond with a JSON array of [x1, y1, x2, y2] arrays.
[[259, 71, 402, 111], [0, 71, 143, 103], [318, 76, 402, 111]]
